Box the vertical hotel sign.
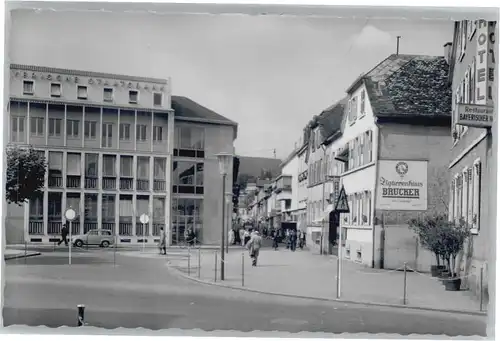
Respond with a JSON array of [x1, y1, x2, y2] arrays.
[[476, 20, 495, 107], [375, 160, 428, 211], [457, 20, 496, 127]]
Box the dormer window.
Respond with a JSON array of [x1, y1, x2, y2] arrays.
[[129, 90, 138, 104]]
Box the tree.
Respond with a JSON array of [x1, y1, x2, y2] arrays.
[[6, 145, 47, 206]]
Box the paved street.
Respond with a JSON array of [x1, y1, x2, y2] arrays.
[[3, 249, 486, 336], [148, 246, 483, 313]]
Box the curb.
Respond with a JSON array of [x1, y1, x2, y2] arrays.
[[4, 252, 42, 261], [165, 262, 487, 317]]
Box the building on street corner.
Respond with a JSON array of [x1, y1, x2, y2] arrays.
[[446, 20, 497, 304], [5, 64, 237, 246]]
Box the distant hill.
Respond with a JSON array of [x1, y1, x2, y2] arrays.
[[237, 156, 282, 187]]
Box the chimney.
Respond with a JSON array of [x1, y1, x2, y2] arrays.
[[443, 42, 453, 64]]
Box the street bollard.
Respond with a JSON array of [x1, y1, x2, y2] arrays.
[[198, 246, 201, 279], [480, 266, 484, 311], [215, 252, 218, 282], [24, 241, 27, 265], [241, 252, 245, 287], [77, 304, 85, 327], [187, 246, 191, 276], [403, 262, 408, 305]]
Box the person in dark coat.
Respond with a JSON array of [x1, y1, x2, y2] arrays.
[[58, 224, 69, 246], [272, 228, 279, 250], [290, 229, 298, 252]]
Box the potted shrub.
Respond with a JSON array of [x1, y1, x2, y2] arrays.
[[439, 219, 470, 291], [408, 214, 448, 277]]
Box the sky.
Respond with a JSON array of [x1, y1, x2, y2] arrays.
[[8, 10, 453, 159]]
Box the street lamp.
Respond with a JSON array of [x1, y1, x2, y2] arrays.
[[225, 192, 233, 254], [216, 152, 233, 281]]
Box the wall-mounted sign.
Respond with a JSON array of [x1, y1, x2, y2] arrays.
[[475, 20, 496, 106], [375, 160, 428, 211], [457, 103, 494, 127]]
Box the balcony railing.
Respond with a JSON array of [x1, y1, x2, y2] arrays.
[[102, 222, 116, 234], [152, 223, 165, 236], [83, 221, 97, 234], [120, 178, 134, 190], [119, 222, 133, 236], [136, 179, 149, 191], [48, 221, 62, 235], [85, 177, 98, 189], [136, 222, 150, 236], [153, 180, 166, 191], [29, 219, 44, 235], [48, 176, 63, 188], [70, 221, 81, 235], [102, 177, 117, 190], [67, 175, 81, 188]]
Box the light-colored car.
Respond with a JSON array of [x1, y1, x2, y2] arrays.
[[72, 229, 115, 248]]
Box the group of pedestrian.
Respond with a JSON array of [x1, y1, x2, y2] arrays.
[[271, 228, 306, 251]]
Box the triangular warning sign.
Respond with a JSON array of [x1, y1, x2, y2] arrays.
[[334, 185, 350, 213]]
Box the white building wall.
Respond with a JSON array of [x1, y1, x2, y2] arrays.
[[336, 83, 379, 266]]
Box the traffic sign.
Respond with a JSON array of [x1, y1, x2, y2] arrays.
[[139, 214, 150, 224], [334, 185, 350, 213], [65, 208, 77, 221]]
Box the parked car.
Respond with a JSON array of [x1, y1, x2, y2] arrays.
[[72, 229, 115, 248]]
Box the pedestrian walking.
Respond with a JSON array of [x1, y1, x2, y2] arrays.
[[290, 229, 297, 252], [188, 227, 196, 246], [272, 228, 279, 250], [246, 230, 263, 266], [285, 229, 291, 249], [58, 223, 69, 246], [158, 227, 167, 255], [243, 229, 251, 246], [239, 228, 245, 246], [298, 229, 306, 250]]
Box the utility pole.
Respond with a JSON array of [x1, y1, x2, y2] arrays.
[[396, 36, 401, 55]]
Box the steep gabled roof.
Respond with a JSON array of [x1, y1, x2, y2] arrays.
[[362, 54, 452, 120], [237, 156, 282, 180], [318, 97, 348, 143], [172, 95, 238, 126]]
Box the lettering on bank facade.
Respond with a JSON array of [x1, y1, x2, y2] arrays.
[[376, 160, 428, 211]]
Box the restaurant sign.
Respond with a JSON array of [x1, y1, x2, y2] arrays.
[[456, 103, 494, 128], [376, 160, 428, 211]]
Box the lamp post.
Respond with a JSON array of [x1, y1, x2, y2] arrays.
[[216, 152, 233, 281], [225, 192, 233, 254]]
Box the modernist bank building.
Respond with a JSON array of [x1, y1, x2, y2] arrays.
[[5, 64, 237, 246]]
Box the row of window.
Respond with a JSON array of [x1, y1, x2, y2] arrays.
[[347, 130, 373, 171], [11, 116, 165, 144], [344, 191, 372, 226], [449, 159, 482, 233], [347, 89, 366, 124], [23, 80, 164, 106], [30, 192, 167, 221], [305, 190, 372, 226], [307, 129, 373, 187], [45, 151, 167, 180]]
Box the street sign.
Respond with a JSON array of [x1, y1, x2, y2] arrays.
[[456, 103, 494, 128], [139, 214, 150, 225], [65, 208, 77, 221], [334, 185, 350, 213]]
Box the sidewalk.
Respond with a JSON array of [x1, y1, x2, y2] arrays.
[[140, 247, 485, 315], [3, 249, 41, 260]]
